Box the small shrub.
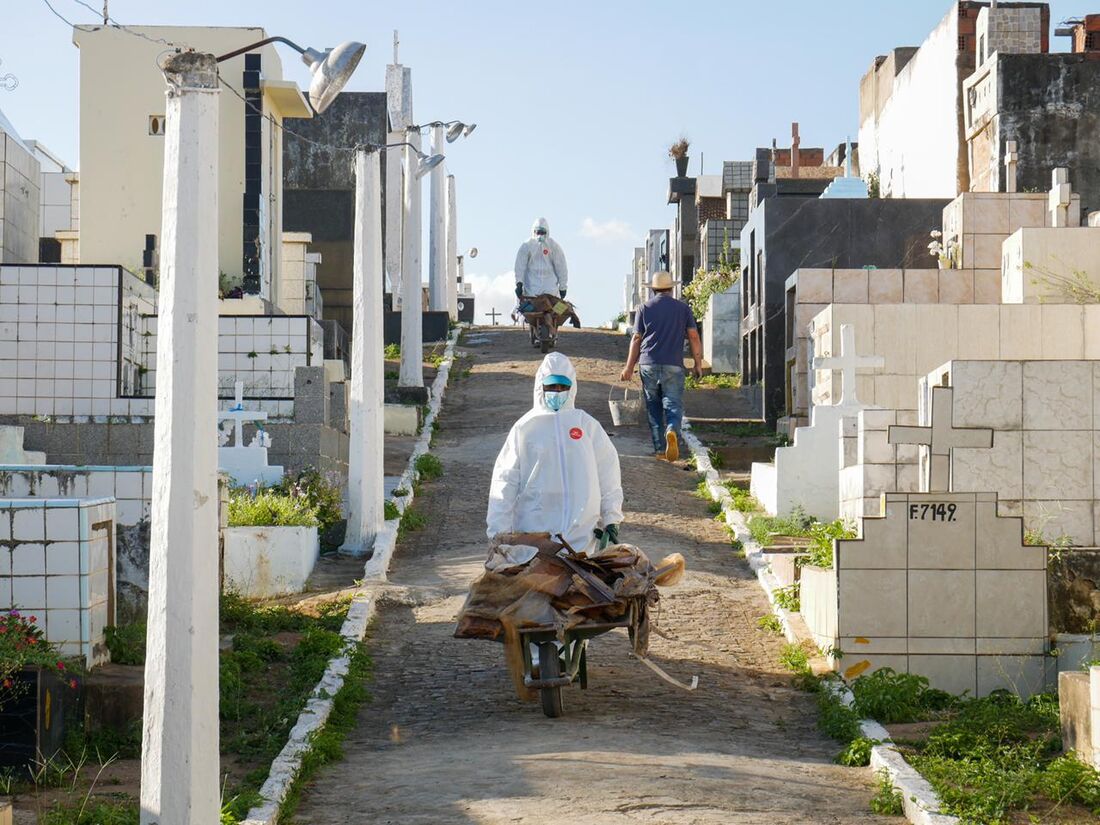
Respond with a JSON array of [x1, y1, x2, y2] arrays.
[[850, 667, 953, 724], [227, 489, 319, 528], [773, 583, 800, 612], [836, 736, 876, 767], [869, 769, 904, 815], [748, 507, 814, 547], [104, 623, 146, 665], [817, 689, 862, 743], [275, 468, 343, 533], [756, 614, 783, 635], [726, 485, 761, 513], [0, 611, 76, 712], [383, 343, 400, 359], [799, 519, 856, 569], [414, 453, 443, 481], [399, 506, 427, 537]]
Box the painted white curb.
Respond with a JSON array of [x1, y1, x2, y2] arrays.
[[681, 421, 959, 825], [242, 327, 463, 825]]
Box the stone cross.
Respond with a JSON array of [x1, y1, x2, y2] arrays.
[[1004, 140, 1018, 193], [888, 385, 993, 493], [216, 381, 267, 448], [1049, 167, 1072, 228], [487, 307, 502, 325], [812, 324, 883, 408], [393, 30, 400, 64], [791, 122, 800, 178]]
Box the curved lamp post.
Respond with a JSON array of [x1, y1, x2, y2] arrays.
[[417, 120, 474, 314], [216, 37, 366, 113]]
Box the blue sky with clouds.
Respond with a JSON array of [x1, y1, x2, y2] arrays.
[[1, 0, 1081, 324]]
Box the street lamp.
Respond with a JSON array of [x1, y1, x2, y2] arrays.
[[382, 141, 444, 177], [215, 37, 366, 113]]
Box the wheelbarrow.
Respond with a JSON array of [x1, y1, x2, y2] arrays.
[[518, 601, 637, 718]]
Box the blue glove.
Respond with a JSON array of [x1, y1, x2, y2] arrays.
[[559, 290, 567, 299], [515, 282, 524, 299]]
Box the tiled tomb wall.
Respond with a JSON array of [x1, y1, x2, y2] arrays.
[[0, 264, 325, 419], [2, 366, 349, 483], [0, 497, 115, 666]]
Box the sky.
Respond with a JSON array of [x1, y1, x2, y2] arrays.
[[0, 0, 1082, 325]]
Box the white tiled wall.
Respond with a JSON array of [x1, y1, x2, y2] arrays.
[[0, 497, 115, 666], [0, 466, 151, 527], [0, 265, 325, 420]]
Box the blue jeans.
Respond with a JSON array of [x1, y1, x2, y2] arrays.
[[639, 364, 685, 453]]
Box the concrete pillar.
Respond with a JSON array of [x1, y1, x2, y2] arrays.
[[446, 174, 458, 320], [384, 136, 404, 304], [428, 124, 447, 312], [140, 51, 220, 825], [342, 149, 385, 556], [1091, 665, 1100, 770], [399, 130, 424, 393]]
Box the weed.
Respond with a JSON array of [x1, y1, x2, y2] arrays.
[[41, 801, 138, 825], [756, 614, 783, 635], [773, 583, 800, 612], [384, 370, 399, 380], [274, 468, 344, 533], [817, 688, 862, 744], [398, 506, 427, 538], [383, 343, 400, 359], [384, 501, 400, 520], [104, 623, 146, 666], [686, 373, 742, 390], [706, 499, 722, 515], [779, 641, 819, 692], [747, 507, 814, 547], [415, 453, 443, 481], [707, 448, 724, 469], [798, 519, 856, 569], [869, 769, 904, 815], [850, 667, 955, 723], [227, 489, 319, 528], [392, 487, 409, 497], [724, 484, 761, 513], [836, 736, 876, 767]]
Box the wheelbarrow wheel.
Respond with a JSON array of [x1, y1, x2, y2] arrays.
[[537, 641, 564, 718], [538, 318, 553, 354]]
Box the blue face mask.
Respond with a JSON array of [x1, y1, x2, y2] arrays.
[[544, 391, 568, 412]]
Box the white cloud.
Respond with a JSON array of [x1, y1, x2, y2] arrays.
[[465, 270, 522, 325], [579, 217, 634, 241]]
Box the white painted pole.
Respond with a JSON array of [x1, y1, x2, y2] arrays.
[[428, 124, 447, 312], [384, 135, 404, 306], [399, 129, 424, 390], [141, 51, 220, 825], [445, 174, 458, 320], [342, 148, 385, 555]]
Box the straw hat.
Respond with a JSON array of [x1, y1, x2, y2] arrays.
[[646, 271, 677, 291]]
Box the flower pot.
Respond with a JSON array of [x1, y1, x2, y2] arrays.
[[675, 156, 689, 177]]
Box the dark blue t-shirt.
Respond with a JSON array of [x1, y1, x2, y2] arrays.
[[636, 294, 696, 366]]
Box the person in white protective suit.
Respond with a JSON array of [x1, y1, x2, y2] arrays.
[[514, 217, 568, 300], [486, 352, 623, 555]]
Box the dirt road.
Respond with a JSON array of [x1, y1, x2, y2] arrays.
[[291, 327, 892, 825]]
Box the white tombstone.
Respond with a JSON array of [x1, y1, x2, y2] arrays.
[[217, 382, 283, 487], [399, 129, 425, 393], [140, 51, 221, 825], [1049, 167, 1074, 228], [0, 426, 46, 465], [750, 324, 883, 520], [1004, 140, 1018, 193]]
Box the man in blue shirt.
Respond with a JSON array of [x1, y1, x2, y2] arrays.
[[619, 271, 703, 461]]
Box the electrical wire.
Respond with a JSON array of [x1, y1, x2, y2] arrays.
[[67, 0, 189, 47]]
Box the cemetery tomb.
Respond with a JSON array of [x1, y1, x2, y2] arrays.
[[0, 497, 115, 666], [218, 381, 284, 487], [751, 324, 882, 520], [801, 387, 1049, 697]]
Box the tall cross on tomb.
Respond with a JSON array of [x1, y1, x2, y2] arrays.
[[1049, 167, 1073, 227], [1004, 140, 1018, 193], [888, 385, 993, 493], [486, 307, 501, 326], [812, 324, 883, 409], [791, 122, 800, 179], [217, 381, 267, 448]]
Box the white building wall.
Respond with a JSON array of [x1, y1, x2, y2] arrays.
[[0, 123, 41, 264]]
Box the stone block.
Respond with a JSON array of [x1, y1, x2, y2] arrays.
[[909, 570, 976, 636], [1059, 670, 1094, 766], [903, 269, 938, 303], [907, 499, 977, 569], [951, 360, 1023, 428], [1023, 431, 1093, 500], [293, 367, 329, 424], [796, 269, 833, 303], [909, 654, 977, 696], [939, 269, 974, 304], [976, 655, 1047, 698], [973, 268, 1001, 303], [868, 270, 903, 303], [837, 569, 907, 637], [1022, 361, 1091, 430], [976, 569, 1046, 638], [833, 270, 869, 303]]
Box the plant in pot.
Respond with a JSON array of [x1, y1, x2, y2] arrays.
[[0, 610, 78, 768], [669, 138, 690, 177]]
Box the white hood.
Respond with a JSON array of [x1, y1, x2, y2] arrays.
[[532, 352, 577, 411]]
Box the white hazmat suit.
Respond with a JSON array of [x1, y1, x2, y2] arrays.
[[514, 217, 568, 297], [486, 352, 623, 555]]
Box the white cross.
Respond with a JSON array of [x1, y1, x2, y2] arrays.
[[888, 385, 993, 492], [1004, 140, 1018, 194], [216, 381, 268, 448], [812, 324, 884, 409], [1049, 167, 1072, 228]]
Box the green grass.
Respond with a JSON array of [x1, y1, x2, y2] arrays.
[[685, 373, 742, 390], [227, 489, 320, 528], [277, 643, 371, 820], [756, 614, 783, 635], [723, 482, 762, 513], [747, 508, 814, 547], [414, 453, 443, 481], [383, 343, 400, 359], [40, 801, 139, 825], [398, 505, 427, 538], [773, 583, 800, 612], [798, 519, 857, 569]]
